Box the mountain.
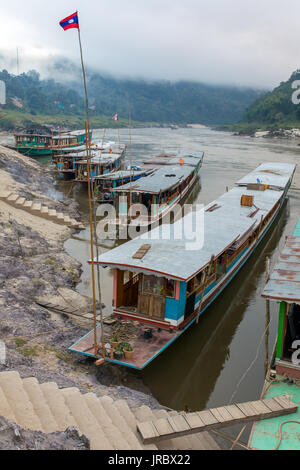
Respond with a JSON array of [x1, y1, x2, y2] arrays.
[[0, 63, 263, 129], [235, 70, 300, 131]]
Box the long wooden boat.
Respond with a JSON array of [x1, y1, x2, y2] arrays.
[[9, 129, 92, 157], [70, 162, 296, 370], [249, 220, 300, 450], [110, 153, 204, 229], [74, 145, 127, 183]]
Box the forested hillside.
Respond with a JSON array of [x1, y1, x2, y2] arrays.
[[0, 64, 262, 129], [236, 70, 300, 131]]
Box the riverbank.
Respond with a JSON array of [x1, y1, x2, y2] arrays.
[[0, 145, 159, 409]]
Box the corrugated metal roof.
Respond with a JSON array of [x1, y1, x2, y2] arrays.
[[262, 236, 300, 302], [113, 153, 204, 194], [236, 162, 295, 190], [97, 162, 295, 281], [93, 169, 152, 181]]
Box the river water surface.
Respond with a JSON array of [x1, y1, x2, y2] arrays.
[[4, 127, 300, 416]]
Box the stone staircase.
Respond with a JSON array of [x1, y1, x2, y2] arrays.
[[0, 371, 219, 450], [0, 191, 85, 230]]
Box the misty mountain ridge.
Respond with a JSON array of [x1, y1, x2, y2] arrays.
[[0, 57, 264, 126]]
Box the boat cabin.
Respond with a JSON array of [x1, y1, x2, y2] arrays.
[[112, 153, 204, 225], [15, 133, 53, 148], [93, 169, 154, 203], [75, 147, 126, 183], [262, 229, 300, 380]]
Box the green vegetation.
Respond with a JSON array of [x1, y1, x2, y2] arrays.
[[14, 338, 27, 347], [228, 70, 300, 133], [0, 66, 263, 130], [18, 344, 39, 358]]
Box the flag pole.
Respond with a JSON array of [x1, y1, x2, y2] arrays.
[[77, 14, 99, 358]]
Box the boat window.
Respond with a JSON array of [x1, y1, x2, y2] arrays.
[[142, 275, 164, 296], [165, 279, 175, 298]]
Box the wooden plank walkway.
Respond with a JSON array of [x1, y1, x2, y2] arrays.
[[137, 396, 298, 444], [36, 301, 101, 321]]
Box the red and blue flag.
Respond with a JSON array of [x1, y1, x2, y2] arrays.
[[59, 12, 79, 31]]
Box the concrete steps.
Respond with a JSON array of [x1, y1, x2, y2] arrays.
[[0, 192, 84, 230], [0, 371, 219, 450]]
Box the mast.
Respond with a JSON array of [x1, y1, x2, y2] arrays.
[[76, 14, 103, 357]]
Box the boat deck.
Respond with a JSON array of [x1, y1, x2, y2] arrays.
[[249, 380, 300, 450], [69, 317, 179, 370]]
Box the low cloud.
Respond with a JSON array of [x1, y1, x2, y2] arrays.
[[1, 0, 300, 88]]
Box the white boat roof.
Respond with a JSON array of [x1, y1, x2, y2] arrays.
[[113, 153, 204, 194], [96, 162, 295, 281], [58, 140, 117, 153], [93, 169, 151, 181], [236, 162, 296, 190]]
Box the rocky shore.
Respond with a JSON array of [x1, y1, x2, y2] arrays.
[[0, 146, 159, 410], [234, 127, 300, 140]]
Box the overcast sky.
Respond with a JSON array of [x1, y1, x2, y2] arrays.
[[1, 0, 300, 88]]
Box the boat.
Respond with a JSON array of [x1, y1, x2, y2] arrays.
[[70, 162, 296, 370], [52, 140, 117, 180], [249, 219, 300, 450], [74, 144, 127, 183], [92, 168, 155, 203], [9, 129, 92, 157], [110, 152, 204, 229]]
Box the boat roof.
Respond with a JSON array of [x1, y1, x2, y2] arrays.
[[236, 162, 295, 190], [52, 130, 86, 139], [56, 140, 117, 153], [93, 169, 151, 181], [97, 162, 295, 281], [75, 152, 122, 165], [113, 153, 204, 194], [262, 233, 300, 303]]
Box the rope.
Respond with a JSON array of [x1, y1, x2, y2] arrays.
[[274, 420, 300, 450], [229, 306, 276, 405]]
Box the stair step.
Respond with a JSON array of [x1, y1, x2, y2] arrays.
[[62, 389, 113, 450], [56, 213, 64, 220], [0, 371, 43, 431], [84, 393, 130, 450], [40, 382, 77, 431], [41, 206, 49, 214], [23, 201, 33, 209], [100, 396, 143, 450], [31, 203, 42, 212], [0, 386, 16, 423], [22, 377, 58, 434], [16, 197, 26, 206], [0, 191, 12, 199], [48, 209, 57, 218], [7, 194, 19, 203], [64, 216, 72, 223]]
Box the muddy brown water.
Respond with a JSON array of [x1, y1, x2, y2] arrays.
[[3, 128, 300, 418]]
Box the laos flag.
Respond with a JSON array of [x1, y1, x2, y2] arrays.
[[59, 12, 79, 31]]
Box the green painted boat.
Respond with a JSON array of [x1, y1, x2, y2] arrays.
[[249, 220, 300, 450], [10, 130, 92, 157]]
